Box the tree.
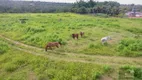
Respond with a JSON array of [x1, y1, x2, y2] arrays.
[[88, 0, 96, 8], [77, 6, 88, 14]]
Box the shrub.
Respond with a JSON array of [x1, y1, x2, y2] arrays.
[[119, 65, 134, 79], [117, 39, 142, 56], [119, 65, 142, 79], [117, 13, 125, 18], [92, 72, 101, 80], [89, 43, 95, 48], [134, 68, 142, 79], [120, 65, 134, 73]]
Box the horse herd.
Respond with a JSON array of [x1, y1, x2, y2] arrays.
[[45, 31, 111, 51], [72, 32, 84, 39]]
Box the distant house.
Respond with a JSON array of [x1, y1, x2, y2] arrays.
[[135, 12, 142, 17], [125, 12, 142, 18]]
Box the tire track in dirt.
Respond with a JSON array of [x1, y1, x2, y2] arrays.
[[0, 34, 142, 67]]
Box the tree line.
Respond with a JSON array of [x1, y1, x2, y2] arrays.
[[0, 0, 142, 16], [71, 0, 120, 16], [0, 0, 72, 13], [71, 0, 142, 16]]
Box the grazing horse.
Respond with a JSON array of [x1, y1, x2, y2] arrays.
[[72, 33, 79, 39], [80, 32, 84, 37], [45, 42, 61, 51], [101, 36, 111, 45]]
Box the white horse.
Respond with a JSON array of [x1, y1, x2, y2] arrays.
[[101, 36, 111, 45]]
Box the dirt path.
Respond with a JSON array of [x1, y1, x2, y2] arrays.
[[0, 34, 142, 67]]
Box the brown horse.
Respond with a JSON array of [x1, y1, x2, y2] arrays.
[[72, 33, 79, 39], [80, 32, 84, 37], [45, 42, 61, 51]]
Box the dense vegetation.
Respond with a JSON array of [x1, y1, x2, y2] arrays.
[[72, 0, 142, 16], [0, 0, 72, 13], [0, 13, 142, 57], [71, 0, 120, 16], [117, 39, 142, 56], [0, 0, 142, 17]]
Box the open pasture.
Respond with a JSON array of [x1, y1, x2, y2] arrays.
[[0, 38, 110, 80], [0, 13, 142, 80], [0, 13, 142, 56], [0, 34, 142, 80]]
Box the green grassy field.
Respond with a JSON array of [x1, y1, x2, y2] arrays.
[[0, 13, 142, 56], [0, 39, 111, 80], [0, 13, 142, 80]]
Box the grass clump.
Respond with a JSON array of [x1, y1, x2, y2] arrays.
[[3, 63, 18, 72], [0, 39, 9, 54]]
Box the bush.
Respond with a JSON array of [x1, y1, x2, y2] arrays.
[[89, 43, 95, 48], [134, 68, 142, 79], [92, 72, 101, 80], [120, 65, 142, 79], [117, 39, 142, 56], [117, 13, 125, 18]]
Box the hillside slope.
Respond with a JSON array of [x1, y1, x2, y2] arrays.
[[0, 13, 142, 56], [0, 13, 142, 80]]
